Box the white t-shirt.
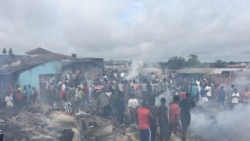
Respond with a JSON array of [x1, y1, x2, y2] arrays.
[[205, 86, 212, 97], [62, 84, 66, 91], [118, 83, 123, 92], [232, 92, 240, 104], [5, 96, 13, 107], [128, 98, 139, 109]]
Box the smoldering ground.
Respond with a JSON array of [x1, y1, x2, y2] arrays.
[[155, 89, 250, 141], [190, 103, 250, 141]]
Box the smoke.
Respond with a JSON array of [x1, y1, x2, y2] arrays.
[[155, 89, 250, 141], [125, 59, 144, 80], [155, 90, 174, 107], [190, 104, 250, 141], [230, 69, 250, 90]]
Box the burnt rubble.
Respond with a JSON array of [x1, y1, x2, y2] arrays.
[[0, 100, 207, 141], [0, 103, 77, 141]]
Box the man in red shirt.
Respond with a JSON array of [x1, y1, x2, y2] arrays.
[[16, 90, 24, 106], [137, 101, 153, 141], [169, 95, 180, 138]]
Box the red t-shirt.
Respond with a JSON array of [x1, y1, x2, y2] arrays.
[[169, 102, 180, 123], [16, 93, 23, 100], [179, 92, 186, 100], [137, 108, 150, 129]]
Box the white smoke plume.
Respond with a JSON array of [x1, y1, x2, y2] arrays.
[[155, 90, 174, 107], [125, 59, 144, 80], [190, 103, 250, 141]]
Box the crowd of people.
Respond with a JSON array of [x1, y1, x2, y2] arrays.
[[2, 68, 250, 141], [3, 84, 38, 108]]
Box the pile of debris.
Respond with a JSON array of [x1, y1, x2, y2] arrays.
[[0, 103, 77, 141], [0, 102, 206, 141]]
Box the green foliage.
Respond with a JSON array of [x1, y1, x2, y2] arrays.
[[185, 54, 201, 68], [159, 62, 168, 72], [229, 61, 235, 65], [165, 54, 202, 70], [167, 56, 186, 70], [211, 60, 227, 68]]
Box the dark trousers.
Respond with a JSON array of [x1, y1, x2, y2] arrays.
[[159, 122, 168, 141], [140, 128, 151, 141], [104, 105, 110, 118], [150, 121, 157, 141], [142, 91, 148, 102], [117, 111, 125, 125]]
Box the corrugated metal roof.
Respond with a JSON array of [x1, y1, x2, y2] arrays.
[[25, 47, 53, 55], [0, 55, 24, 65], [177, 68, 245, 75], [208, 68, 244, 74], [0, 59, 48, 75], [0, 53, 67, 75], [177, 68, 215, 74]]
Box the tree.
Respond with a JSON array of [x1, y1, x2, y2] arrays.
[[229, 61, 235, 65], [210, 60, 227, 68], [185, 54, 201, 67], [159, 62, 168, 72], [167, 56, 186, 70]]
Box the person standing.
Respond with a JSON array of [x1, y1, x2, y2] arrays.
[[113, 94, 126, 125], [27, 85, 32, 105], [191, 83, 198, 102], [23, 85, 28, 105], [168, 95, 180, 138], [30, 87, 38, 104], [179, 93, 195, 141], [227, 84, 235, 105], [129, 86, 136, 98], [128, 94, 139, 124], [16, 90, 24, 106], [205, 84, 212, 100], [141, 79, 148, 102], [157, 98, 169, 141], [5, 93, 14, 108], [149, 105, 157, 141], [75, 86, 83, 112], [97, 91, 110, 118], [118, 81, 124, 96], [48, 83, 55, 106], [242, 87, 250, 104], [200, 85, 209, 104], [232, 89, 240, 107], [83, 83, 90, 105], [218, 86, 226, 105], [137, 101, 153, 141], [62, 91, 72, 115]]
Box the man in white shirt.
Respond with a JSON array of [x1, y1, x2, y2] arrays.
[[128, 97, 139, 109], [128, 95, 139, 124], [232, 89, 240, 106], [5, 93, 13, 108], [205, 85, 212, 100]]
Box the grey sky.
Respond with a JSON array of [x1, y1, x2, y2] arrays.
[[0, 0, 250, 62]]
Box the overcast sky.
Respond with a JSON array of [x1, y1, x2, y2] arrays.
[[0, 0, 250, 62]]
